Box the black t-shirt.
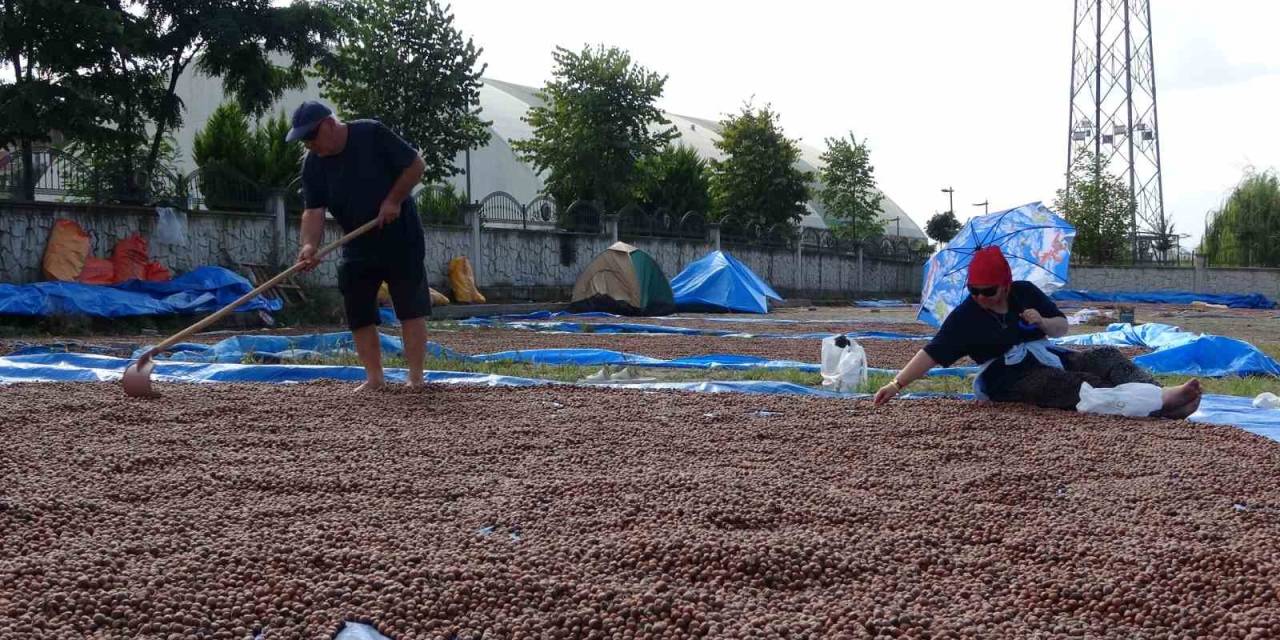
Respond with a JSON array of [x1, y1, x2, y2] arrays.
[[302, 120, 424, 261], [924, 281, 1066, 390]]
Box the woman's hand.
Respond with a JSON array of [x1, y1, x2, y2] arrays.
[[873, 380, 901, 406]]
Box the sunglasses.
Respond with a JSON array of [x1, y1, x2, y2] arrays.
[[301, 126, 320, 142], [968, 285, 999, 297]]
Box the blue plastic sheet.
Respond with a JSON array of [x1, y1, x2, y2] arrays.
[[1052, 289, 1276, 309], [0, 352, 840, 396], [0, 266, 281, 318], [1190, 394, 1280, 442], [670, 251, 783, 314], [1054, 322, 1280, 377], [854, 300, 912, 308], [4, 353, 1278, 442], [457, 317, 930, 340]]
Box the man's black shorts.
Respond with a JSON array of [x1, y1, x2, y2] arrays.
[[337, 253, 431, 330]]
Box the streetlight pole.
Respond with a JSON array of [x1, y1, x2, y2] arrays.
[[973, 200, 989, 215], [941, 187, 954, 217]]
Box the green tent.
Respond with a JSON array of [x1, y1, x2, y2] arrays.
[[569, 242, 675, 316]]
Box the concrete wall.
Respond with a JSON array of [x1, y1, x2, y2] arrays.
[[1, 201, 924, 300], [1069, 264, 1280, 301]]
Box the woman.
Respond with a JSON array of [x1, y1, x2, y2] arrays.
[[873, 246, 1201, 418]]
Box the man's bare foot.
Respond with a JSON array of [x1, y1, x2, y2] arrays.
[[354, 380, 386, 394], [1156, 379, 1201, 419], [407, 380, 426, 390]]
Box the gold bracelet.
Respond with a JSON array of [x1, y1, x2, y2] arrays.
[[890, 378, 904, 390]]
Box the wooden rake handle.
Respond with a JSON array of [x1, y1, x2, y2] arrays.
[[139, 218, 381, 359]]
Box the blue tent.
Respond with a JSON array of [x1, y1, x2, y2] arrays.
[[670, 251, 782, 314]]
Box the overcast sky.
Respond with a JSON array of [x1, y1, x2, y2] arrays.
[[449, 0, 1280, 246]]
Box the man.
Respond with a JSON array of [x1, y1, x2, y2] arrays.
[[288, 100, 429, 392], [873, 246, 1201, 418]]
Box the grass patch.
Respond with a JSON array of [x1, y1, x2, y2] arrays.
[[244, 349, 1278, 399]]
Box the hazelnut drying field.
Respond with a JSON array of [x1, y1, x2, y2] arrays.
[[3, 382, 1279, 639]]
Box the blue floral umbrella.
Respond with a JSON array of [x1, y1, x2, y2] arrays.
[[918, 202, 1075, 327]]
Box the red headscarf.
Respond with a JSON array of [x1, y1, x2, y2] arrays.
[[967, 246, 1012, 287]]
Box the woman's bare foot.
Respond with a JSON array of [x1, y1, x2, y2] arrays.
[[1156, 379, 1201, 419], [407, 380, 426, 390]]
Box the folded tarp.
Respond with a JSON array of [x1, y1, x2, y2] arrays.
[[670, 251, 783, 314], [1055, 322, 1280, 377], [0, 266, 281, 317], [2, 353, 1276, 443], [1052, 289, 1276, 309]]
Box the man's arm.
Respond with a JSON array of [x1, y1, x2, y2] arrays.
[[297, 207, 326, 271], [375, 155, 426, 227], [1036, 315, 1069, 337]]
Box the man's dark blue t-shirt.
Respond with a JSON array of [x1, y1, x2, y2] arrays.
[[302, 120, 423, 261], [923, 280, 1067, 393]]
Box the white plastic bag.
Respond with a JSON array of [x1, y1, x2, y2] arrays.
[[1252, 392, 1280, 409], [1075, 382, 1162, 417], [153, 206, 188, 246], [821, 335, 867, 393]]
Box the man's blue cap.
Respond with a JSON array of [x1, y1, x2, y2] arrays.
[[286, 100, 334, 142]]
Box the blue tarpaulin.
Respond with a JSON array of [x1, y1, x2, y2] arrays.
[[1055, 322, 1280, 377], [456, 317, 931, 340], [1052, 289, 1276, 309], [670, 251, 783, 314], [2, 352, 1277, 442], [0, 266, 282, 317], [0, 352, 840, 397], [854, 300, 912, 308]]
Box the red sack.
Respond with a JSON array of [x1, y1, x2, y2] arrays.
[[143, 261, 172, 282], [78, 258, 116, 285], [111, 234, 149, 284]]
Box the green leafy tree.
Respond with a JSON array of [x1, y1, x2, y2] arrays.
[[314, 0, 488, 185], [192, 103, 302, 209], [415, 182, 464, 226], [1054, 148, 1132, 264], [61, 135, 181, 205], [926, 209, 962, 244], [0, 0, 134, 199], [818, 132, 884, 241], [1202, 169, 1280, 267], [249, 111, 302, 188], [130, 0, 338, 184], [709, 102, 812, 234], [633, 144, 710, 216], [513, 44, 677, 212]]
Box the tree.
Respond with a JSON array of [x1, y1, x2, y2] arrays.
[[709, 102, 812, 235], [1054, 148, 1132, 264], [633, 144, 710, 217], [0, 0, 132, 199], [314, 0, 488, 185], [818, 132, 884, 242], [512, 44, 677, 212], [926, 209, 962, 244], [130, 0, 338, 185], [192, 102, 302, 209], [1202, 169, 1280, 267]]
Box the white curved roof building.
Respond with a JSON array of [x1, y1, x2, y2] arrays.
[[173, 73, 925, 239]]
